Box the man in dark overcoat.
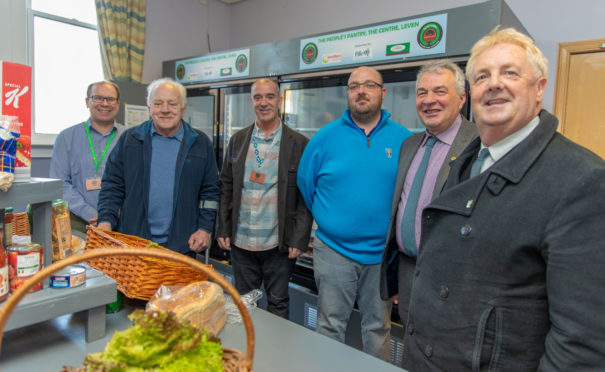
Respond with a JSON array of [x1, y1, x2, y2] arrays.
[[402, 27, 605, 371]]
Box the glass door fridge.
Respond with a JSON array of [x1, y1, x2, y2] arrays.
[[278, 64, 470, 291], [219, 84, 258, 170], [186, 87, 219, 161]]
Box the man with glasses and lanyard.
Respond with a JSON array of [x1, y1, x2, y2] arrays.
[[297, 66, 412, 360], [50, 81, 125, 234]]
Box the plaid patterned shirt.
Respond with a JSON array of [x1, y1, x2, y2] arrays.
[[234, 123, 282, 251]]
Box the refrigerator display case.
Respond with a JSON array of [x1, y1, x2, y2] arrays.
[[165, 1, 529, 364]]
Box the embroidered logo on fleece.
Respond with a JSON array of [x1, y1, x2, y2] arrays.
[[385, 148, 393, 158]]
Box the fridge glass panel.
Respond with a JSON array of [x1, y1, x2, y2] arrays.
[[383, 81, 425, 133], [224, 92, 257, 156], [186, 95, 215, 140], [283, 86, 348, 138]]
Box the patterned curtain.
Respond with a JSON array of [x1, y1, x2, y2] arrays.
[[95, 0, 146, 82]]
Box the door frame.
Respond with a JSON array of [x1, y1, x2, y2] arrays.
[[553, 38, 605, 134]]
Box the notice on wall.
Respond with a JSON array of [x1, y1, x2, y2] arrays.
[[174, 49, 250, 84], [299, 14, 447, 70], [124, 104, 149, 128]]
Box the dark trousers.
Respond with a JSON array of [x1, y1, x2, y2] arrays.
[[230, 245, 295, 319]]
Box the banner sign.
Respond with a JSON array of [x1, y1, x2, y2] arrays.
[[175, 48, 250, 83], [299, 14, 447, 70]]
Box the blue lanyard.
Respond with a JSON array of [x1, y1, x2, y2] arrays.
[[252, 134, 268, 168]]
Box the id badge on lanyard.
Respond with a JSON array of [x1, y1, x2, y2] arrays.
[[85, 121, 116, 191]]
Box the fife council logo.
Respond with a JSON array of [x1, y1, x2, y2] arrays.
[[417, 22, 443, 49], [302, 42, 318, 64], [176, 64, 185, 80], [235, 54, 248, 73]]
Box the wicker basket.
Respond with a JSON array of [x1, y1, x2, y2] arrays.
[[13, 212, 30, 236], [0, 247, 255, 371], [84, 226, 211, 300]]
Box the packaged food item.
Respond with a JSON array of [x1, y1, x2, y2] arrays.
[[70, 235, 85, 255], [0, 115, 20, 191], [147, 281, 227, 336], [4, 207, 13, 247], [50, 265, 86, 288], [8, 243, 43, 293], [51, 199, 72, 261], [0, 235, 8, 301]]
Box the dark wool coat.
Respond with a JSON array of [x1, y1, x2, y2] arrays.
[[403, 110, 605, 371]]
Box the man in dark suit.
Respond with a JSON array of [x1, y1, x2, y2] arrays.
[[380, 59, 477, 323], [401, 28, 605, 371]]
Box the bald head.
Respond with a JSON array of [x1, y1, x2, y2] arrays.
[[252, 78, 279, 95], [348, 66, 383, 86]]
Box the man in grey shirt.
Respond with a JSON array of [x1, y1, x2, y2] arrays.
[[50, 81, 124, 233]]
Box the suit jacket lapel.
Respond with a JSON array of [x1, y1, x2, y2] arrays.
[[432, 118, 478, 199]]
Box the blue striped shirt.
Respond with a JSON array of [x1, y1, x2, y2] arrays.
[[234, 123, 282, 251]]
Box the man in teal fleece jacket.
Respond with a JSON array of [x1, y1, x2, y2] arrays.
[[297, 66, 412, 361]]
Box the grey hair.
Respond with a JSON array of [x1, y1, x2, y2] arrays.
[[416, 60, 466, 95], [146, 77, 187, 106]]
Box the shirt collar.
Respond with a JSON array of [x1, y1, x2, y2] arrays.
[[150, 121, 184, 142], [481, 115, 540, 163], [253, 120, 282, 140], [423, 114, 462, 146], [87, 118, 117, 136]]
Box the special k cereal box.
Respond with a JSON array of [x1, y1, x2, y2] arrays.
[[0, 61, 32, 182]]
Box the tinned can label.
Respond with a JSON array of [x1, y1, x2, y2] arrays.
[[0, 265, 9, 297], [16, 252, 40, 276], [9, 243, 44, 293]]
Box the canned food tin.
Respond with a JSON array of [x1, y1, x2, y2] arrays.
[[8, 243, 44, 293], [50, 265, 86, 288]]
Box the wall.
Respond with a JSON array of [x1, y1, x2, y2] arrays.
[[225, 0, 605, 111], [142, 0, 231, 83], [4, 0, 603, 108], [0, 0, 27, 64]]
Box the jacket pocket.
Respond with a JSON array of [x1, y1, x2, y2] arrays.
[[472, 305, 503, 372]]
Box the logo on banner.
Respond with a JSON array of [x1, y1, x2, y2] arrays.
[[235, 54, 248, 72], [220, 68, 232, 76], [176, 64, 185, 80], [322, 53, 342, 64], [302, 43, 318, 64], [418, 22, 443, 49], [386, 43, 410, 56], [353, 44, 373, 60]]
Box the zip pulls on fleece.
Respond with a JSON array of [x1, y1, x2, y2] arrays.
[[363, 124, 379, 148]]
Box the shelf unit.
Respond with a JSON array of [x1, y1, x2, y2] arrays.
[[0, 178, 117, 342]]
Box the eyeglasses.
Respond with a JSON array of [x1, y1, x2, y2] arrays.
[[89, 95, 118, 104], [347, 81, 383, 91]]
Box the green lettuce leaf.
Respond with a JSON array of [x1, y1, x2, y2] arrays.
[[83, 310, 224, 372]]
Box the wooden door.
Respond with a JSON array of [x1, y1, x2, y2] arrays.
[[554, 39, 605, 160]]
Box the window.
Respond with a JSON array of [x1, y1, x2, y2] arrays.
[[29, 0, 104, 143]]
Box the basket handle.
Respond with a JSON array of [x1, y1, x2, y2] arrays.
[[0, 247, 255, 371]]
